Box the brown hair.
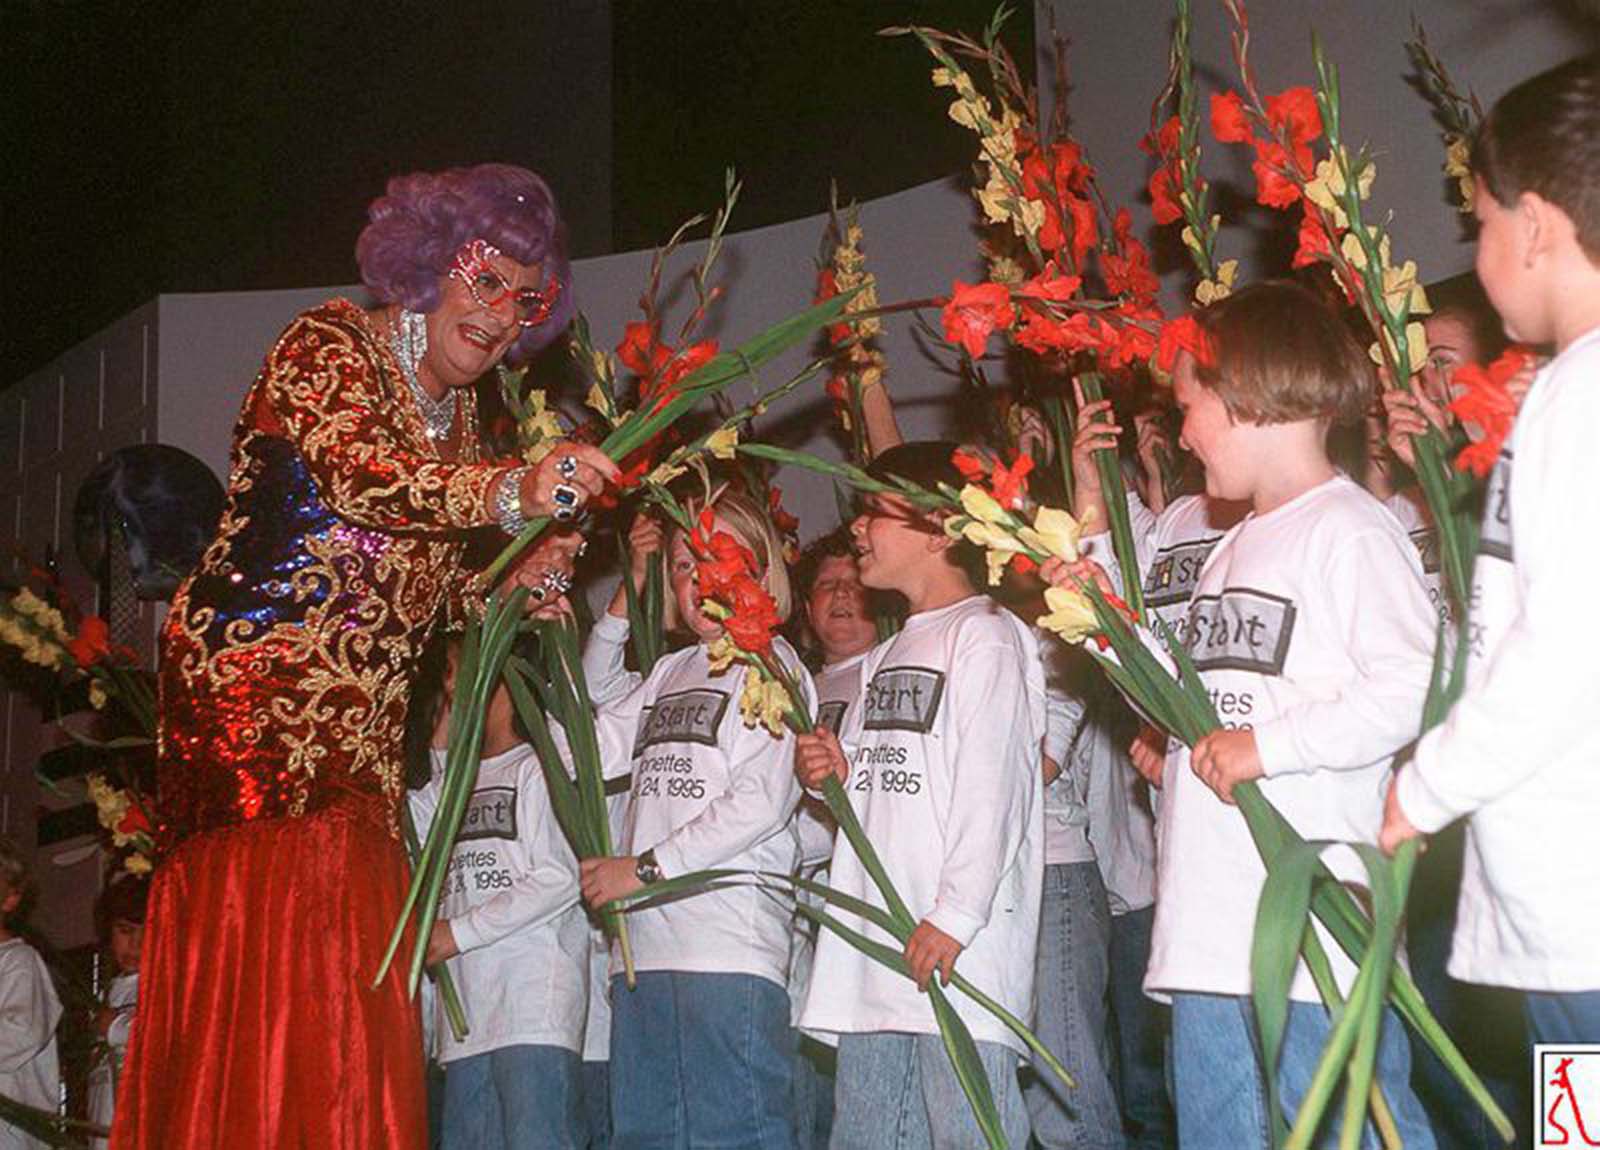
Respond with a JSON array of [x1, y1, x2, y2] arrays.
[[1471, 54, 1600, 263], [1194, 281, 1374, 427]]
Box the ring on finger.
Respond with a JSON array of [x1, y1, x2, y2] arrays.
[[556, 454, 579, 480]]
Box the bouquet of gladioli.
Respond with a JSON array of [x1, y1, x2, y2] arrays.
[[502, 618, 638, 989]]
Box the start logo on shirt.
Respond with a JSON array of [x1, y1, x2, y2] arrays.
[[862, 667, 945, 733], [1181, 588, 1297, 677]]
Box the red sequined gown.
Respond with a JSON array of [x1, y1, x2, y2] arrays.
[[112, 299, 521, 1150]]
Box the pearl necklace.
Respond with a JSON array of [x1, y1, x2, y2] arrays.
[[389, 310, 457, 442]]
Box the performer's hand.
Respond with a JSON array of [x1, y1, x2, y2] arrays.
[[507, 527, 584, 614], [1129, 725, 1167, 788], [93, 1007, 117, 1038], [426, 920, 459, 965], [581, 856, 643, 910], [520, 442, 619, 520], [794, 729, 848, 790], [627, 515, 666, 589], [1380, 780, 1425, 856], [1190, 728, 1263, 803], [905, 920, 963, 991]]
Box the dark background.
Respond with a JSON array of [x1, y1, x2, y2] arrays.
[[3, 1, 1032, 380]]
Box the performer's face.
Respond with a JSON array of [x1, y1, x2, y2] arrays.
[[423, 245, 546, 388]]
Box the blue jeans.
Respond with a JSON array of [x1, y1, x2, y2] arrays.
[[1107, 906, 1175, 1150], [1023, 862, 1124, 1149], [609, 971, 796, 1150], [441, 1043, 583, 1150], [830, 1032, 1030, 1149], [1405, 827, 1529, 1150], [793, 1032, 836, 1150], [581, 1060, 611, 1150], [1526, 990, 1600, 1044], [1170, 993, 1436, 1150]]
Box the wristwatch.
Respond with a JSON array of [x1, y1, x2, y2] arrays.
[[635, 849, 663, 886]]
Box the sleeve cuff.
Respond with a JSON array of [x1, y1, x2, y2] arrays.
[[448, 916, 490, 955], [1393, 754, 1460, 835], [648, 840, 688, 881], [926, 902, 988, 948], [1251, 720, 1310, 779], [592, 612, 631, 642], [107, 1012, 133, 1050]]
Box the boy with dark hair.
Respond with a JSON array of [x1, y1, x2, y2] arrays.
[[795, 441, 1046, 1149], [1384, 55, 1600, 1046]]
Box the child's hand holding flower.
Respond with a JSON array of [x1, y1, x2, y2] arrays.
[[1190, 729, 1264, 803], [581, 857, 644, 910]]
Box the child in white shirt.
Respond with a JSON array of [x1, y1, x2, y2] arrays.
[[794, 441, 1045, 1150], [89, 877, 145, 1150], [0, 839, 61, 1150], [410, 641, 590, 1150], [580, 488, 814, 1150], [1055, 283, 1438, 1147], [1384, 55, 1600, 1047]]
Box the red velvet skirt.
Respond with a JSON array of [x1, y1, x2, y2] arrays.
[[110, 800, 426, 1150]]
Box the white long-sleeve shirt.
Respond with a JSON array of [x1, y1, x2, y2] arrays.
[[581, 612, 641, 707], [1395, 329, 1600, 992], [410, 745, 590, 1060], [1037, 630, 1094, 866], [87, 971, 136, 1149], [1145, 475, 1435, 1001], [0, 937, 61, 1150], [799, 595, 1045, 1054], [596, 637, 814, 988]]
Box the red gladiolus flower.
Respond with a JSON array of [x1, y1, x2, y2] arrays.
[[1148, 166, 1183, 226], [1210, 91, 1252, 143], [991, 454, 1034, 510], [1016, 267, 1082, 305], [815, 267, 839, 303], [68, 616, 111, 668], [1251, 144, 1303, 209], [767, 487, 800, 538], [1155, 315, 1217, 375], [1292, 203, 1332, 268], [1008, 553, 1038, 577], [941, 281, 1016, 360], [1264, 87, 1322, 148], [951, 447, 989, 485], [617, 321, 666, 379], [658, 340, 719, 391], [1448, 347, 1532, 477], [116, 805, 151, 839]]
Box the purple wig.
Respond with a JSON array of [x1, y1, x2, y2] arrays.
[[356, 164, 575, 364]]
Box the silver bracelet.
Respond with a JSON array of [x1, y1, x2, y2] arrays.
[[495, 467, 532, 536]]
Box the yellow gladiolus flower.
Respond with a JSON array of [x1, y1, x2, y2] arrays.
[[1017, 505, 1083, 563], [958, 484, 1010, 527], [123, 853, 153, 876], [705, 426, 740, 461], [739, 671, 793, 737], [1037, 585, 1099, 643]]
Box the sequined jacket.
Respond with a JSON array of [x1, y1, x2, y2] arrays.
[[158, 299, 522, 843]]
